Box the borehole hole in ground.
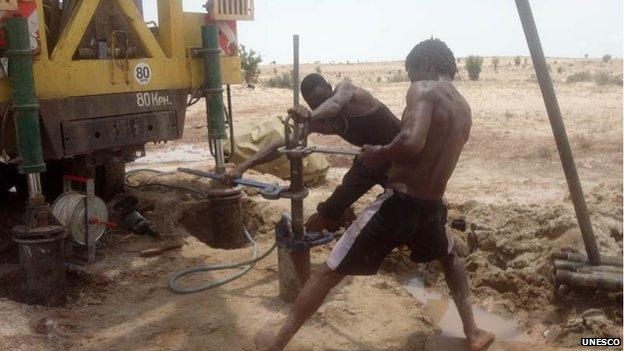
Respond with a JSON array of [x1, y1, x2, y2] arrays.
[[178, 195, 260, 250]]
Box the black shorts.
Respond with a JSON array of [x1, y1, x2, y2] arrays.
[[327, 189, 453, 275]]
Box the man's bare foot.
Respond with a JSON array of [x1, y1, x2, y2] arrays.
[[253, 328, 276, 351], [467, 328, 495, 351]]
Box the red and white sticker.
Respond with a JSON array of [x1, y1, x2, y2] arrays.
[[217, 21, 238, 56], [0, 0, 40, 50]]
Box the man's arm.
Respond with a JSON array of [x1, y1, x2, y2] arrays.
[[360, 83, 433, 166], [309, 82, 355, 122], [221, 138, 285, 184], [221, 122, 326, 184]]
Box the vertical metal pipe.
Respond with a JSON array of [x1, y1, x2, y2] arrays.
[[279, 34, 310, 303], [290, 34, 303, 239], [515, 0, 600, 264], [27, 173, 42, 198], [226, 85, 235, 162], [293, 35, 300, 106], [202, 25, 227, 174]]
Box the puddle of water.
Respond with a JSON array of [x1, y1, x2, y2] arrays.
[[405, 278, 521, 341]]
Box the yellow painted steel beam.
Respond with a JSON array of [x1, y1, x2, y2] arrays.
[[51, 0, 101, 62], [114, 0, 166, 59], [0, 55, 242, 101], [35, 0, 50, 62], [157, 0, 184, 58]]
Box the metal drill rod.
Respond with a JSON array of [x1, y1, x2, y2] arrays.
[[516, 0, 601, 265], [278, 34, 311, 303], [307, 146, 360, 157]]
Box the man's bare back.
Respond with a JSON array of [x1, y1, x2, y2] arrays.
[[388, 81, 471, 198], [255, 39, 493, 351]]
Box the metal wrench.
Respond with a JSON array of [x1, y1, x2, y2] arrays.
[[177, 168, 286, 199]]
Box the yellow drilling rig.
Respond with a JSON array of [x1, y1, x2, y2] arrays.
[[0, 0, 254, 306], [0, 0, 252, 198]]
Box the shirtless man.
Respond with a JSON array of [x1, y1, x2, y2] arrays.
[[221, 73, 400, 231], [254, 39, 495, 351]]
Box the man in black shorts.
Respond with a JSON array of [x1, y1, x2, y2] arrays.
[[254, 39, 494, 351], [221, 74, 400, 231]]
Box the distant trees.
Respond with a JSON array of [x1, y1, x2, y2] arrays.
[[514, 56, 521, 66], [465, 56, 484, 81], [602, 54, 612, 63], [239, 45, 262, 87]]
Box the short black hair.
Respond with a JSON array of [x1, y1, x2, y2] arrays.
[[301, 73, 329, 98], [406, 39, 457, 80]]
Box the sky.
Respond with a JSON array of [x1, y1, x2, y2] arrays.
[[143, 0, 623, 64]]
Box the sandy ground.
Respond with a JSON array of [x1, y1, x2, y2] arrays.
[[0, 57, 622, 350]]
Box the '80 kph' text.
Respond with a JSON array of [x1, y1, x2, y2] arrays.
[[136, 92, 173, 108]]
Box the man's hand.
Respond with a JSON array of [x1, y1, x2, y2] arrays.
[[287, 105, 312, 124], [359, 144, 386, 168], [220, 167, 243, 186], [305, 209, 356, 232], [305, 212, 341, 232]]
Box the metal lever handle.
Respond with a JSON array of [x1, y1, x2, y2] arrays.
[[177, 168, 286, 199]]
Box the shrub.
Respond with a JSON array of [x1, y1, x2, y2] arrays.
[[376, 76, 382, 83], [573, 134, 593, 151], [602, 54, 612, 63], [594, 71, 612, 86], [315, 66, 322, 74], [557, 66, 564, 74], [491, 57, 500, 71], [239, 45, 262, 87], [566, 71, 592, 83], [514, 56, 521, 66], [265, 72, 293, 89], [613, 74, 623, 86], [465, 56, 483, 81], [535, 146, 553, 159], [388, 72, 410, 83]]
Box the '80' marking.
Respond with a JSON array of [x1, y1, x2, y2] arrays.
[[136, 92, 173, 107]]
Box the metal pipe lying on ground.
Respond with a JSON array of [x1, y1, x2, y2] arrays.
[[552, 251, 622, 267], [555, 269, 623, 291], [553, 260, 622, 274]]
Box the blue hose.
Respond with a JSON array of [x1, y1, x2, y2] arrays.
[[124, 168, 278, 294], [168, 228, 277, 294]]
